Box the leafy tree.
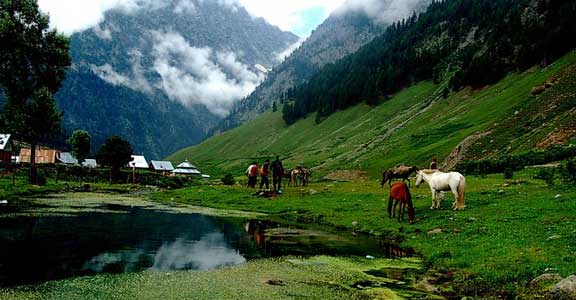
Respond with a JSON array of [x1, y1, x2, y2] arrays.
[[68, 130, 91, 164], [96, 136, 133, 182], [272, 101, 278, 112], [221, 174, 235, 186], [0, 0, 71, 184]]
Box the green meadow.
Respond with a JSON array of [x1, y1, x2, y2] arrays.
[[148, 170, 576, 297]]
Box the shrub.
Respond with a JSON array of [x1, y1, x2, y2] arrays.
[[533, 168, 556, 185], [503, 168, 514, 179], [221, 174, 235, 186], [560, 158, 576, 182]]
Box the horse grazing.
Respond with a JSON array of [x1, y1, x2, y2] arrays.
[[415, 169, 466, 210], [290, 167, 312, 187], [381, 165, 419, 187], [388, 182, 415, 224]]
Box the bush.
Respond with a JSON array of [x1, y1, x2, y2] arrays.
[[560, 159, 576, 182], [503, 168, 514, 179], [221, 174, 235, 186], [533, 168, 556, 185]]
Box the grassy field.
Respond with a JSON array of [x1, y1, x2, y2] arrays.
[[0, 256, 434, 300], [148, 171, 576, 297], [168, 51, 576, 179]]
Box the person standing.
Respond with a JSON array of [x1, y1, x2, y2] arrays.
[[430, 157, 438, 170], [259, 159, 270, 191], [271, 156, 284, 193], [246, 161, 258, 188]]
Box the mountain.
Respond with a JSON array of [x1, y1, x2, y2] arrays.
[[282, 0, 576, 124], [56, 0, 298, 158], [219, 0, 432, 130], [168, 50, 576, 177]]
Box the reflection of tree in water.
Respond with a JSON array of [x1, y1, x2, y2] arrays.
[[243, 220, 413, 259]]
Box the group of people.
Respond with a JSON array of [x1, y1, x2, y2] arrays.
[[245, 156, 284, 193]]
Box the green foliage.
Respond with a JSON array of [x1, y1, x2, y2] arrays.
[[533, 168, 556, 185], [68, 130, 91, 163], [0, 0, 71, 184], [458, 146, 576, 175], [221, 174, 235, 186], [283, 0, 576, 123], [96, 136, 133, 181], [560, 158, 576, 182]]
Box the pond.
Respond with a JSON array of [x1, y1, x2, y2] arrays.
[[0, 193, 412, 287]]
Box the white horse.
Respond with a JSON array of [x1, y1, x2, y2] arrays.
[[415, 169, 466, 210]]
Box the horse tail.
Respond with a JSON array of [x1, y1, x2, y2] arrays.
[[381, 171, 387, 188], [404, 184, 415, 223], [457, 176, 466, 210], [387, 194, 393, 218]]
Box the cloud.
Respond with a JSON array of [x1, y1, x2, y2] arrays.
[[90, 49, 153, 94], [336, 0, 430, 24], [173, 0, 197, 14], [151, 31, 265, 117], [275, 38, 305, 62], [37, 0, 166, 35]]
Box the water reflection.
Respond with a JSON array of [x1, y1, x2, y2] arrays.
[[0, 206, 409, 287]]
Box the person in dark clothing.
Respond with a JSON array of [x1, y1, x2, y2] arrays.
[[259, 160, 270, 191], [271, 156, 284, 192], [430, 158, 438, 170]]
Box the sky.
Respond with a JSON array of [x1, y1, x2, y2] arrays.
[[37, 0, 347, 37]]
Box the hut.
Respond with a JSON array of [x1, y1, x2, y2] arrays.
[[19, 147, 58, 164], [128, 155, 149, 169], [82, 159, 98, 169], [172, 161, 201, 176], [57, 152, 79, 165], [0, 134, 13, 163], [150, 160, 175, 174]]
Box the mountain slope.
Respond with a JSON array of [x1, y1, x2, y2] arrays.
[[219, 0, 432, 130], [168, 51, 576, 177], [56, 0, 298, 158]]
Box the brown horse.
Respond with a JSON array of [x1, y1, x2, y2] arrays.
[[381, 165, 419, 187], [388, 182, 415, 224]]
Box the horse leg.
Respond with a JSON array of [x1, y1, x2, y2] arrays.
[[430, 189, 437, 210], [451, 186, 459, 210], [400, 202, 405, 221], [393, 201, 399, 218]]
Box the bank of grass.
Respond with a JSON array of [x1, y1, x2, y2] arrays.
[[149, 171, 576, 296]]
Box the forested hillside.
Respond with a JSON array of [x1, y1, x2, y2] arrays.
[[168, 50, 576, 177], [282, 0, 576, 124], [218, 0, 433, 131]]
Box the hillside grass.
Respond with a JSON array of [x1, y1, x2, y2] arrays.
[[168, 51, 576, 179], [148, 171, 576, 297]]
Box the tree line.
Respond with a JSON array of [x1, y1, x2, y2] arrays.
[[282, 0, 576, 124]]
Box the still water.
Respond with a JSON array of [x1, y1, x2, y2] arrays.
[[0, 198, 409, 287]]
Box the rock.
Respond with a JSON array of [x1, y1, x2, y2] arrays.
[[551, 275, 576, 300], [309, 189, 318, 195], [352, 221, 359, 227], [530, 273, 563, 287], [427, 228, 443, 235], [547, 235, 562, 241], [467, 217, 478, 222], [555, 194, 563, 199]]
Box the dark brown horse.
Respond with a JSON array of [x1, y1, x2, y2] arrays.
[[388, 182, 415, 224], [381, 165, 419, 187]]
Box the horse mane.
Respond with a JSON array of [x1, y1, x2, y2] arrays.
[[405, 185, 415, 222], [420, 169, 440, 175]]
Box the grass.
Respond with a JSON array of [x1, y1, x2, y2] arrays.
[[0, 256, 435, 300], [148, 171, 576, 297], [167, 51, 576, 179]]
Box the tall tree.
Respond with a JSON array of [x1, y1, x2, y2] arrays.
[[68, 130, 91, 164], [0, 0, 71, 184], [96, 136, 133, 183]]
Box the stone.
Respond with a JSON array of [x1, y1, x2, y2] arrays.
[[551, 275, 576, 300], [427, 228, 442, 235], [547, 235, 562, 241], [529, 273, 563, 287]]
